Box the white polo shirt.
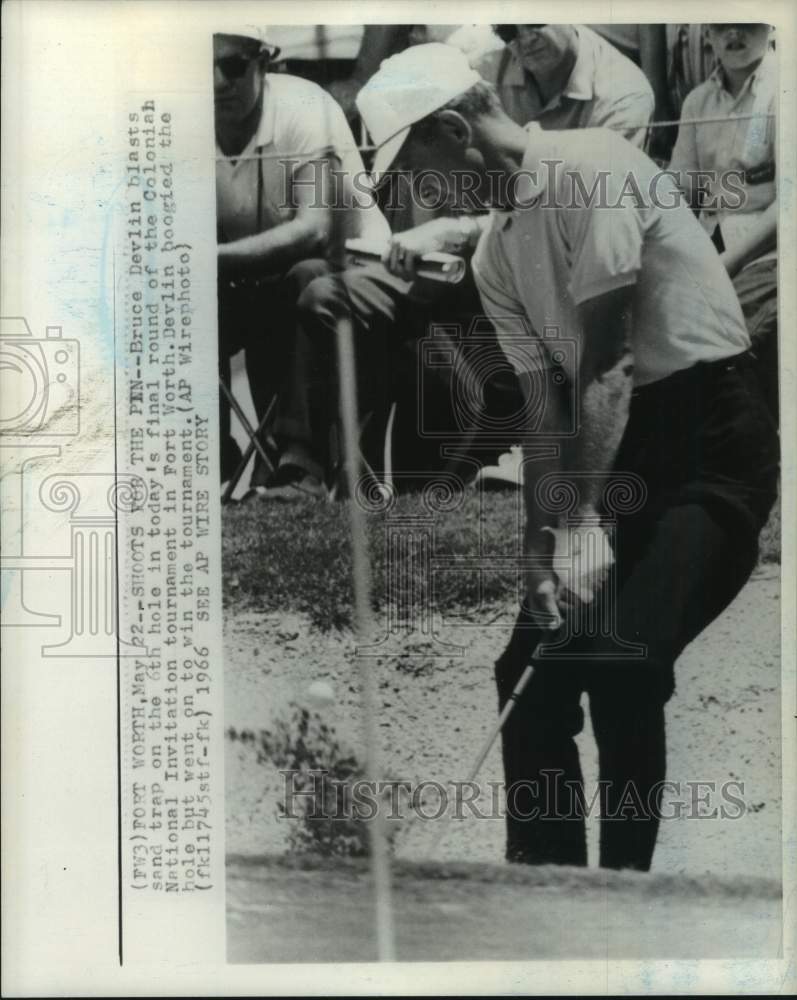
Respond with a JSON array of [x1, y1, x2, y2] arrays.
[[474, 26, 654, 148], [216, 73, 388, 246], [472, 126, 750, 388]]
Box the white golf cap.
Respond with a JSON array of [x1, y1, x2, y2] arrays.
[[214, 25, 280, 58], [356, 43, 481, 179]]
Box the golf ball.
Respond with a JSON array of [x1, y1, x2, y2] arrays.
[[306, 680, 335, 706]]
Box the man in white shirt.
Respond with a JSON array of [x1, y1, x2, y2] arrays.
[[356, 44, 778, 871], [475, 24, 654, 148], [214, 28, 388, 490], [669, 23, 777, 421]]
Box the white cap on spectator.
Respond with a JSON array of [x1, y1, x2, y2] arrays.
[[356, 43, 481, 179], [215, 25, 280, 58]]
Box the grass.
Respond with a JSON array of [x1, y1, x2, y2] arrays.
[[222, 489, 525, 630], [222, 487, 781, 632]]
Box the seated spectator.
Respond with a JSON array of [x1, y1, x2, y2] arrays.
[[213, 28, 388, 489], [475, 24, 654, 146], [263, 27, 659, 500], [669, 23, 778, 421], [262, 46, 518, 501]]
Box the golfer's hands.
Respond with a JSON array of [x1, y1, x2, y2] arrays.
[[381, 219, 451, 281], [549, 522, 614, 616], [525, 521, 615, 626]]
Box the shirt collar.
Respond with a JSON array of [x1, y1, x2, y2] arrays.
[[709, 47, 775, 99], [561, 27, 595, 102], [253, 74, 275, 148]]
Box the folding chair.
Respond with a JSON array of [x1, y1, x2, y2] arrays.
[[218, 377, 278, 503]]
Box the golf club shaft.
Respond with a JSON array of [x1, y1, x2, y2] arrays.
[[400, 638, 541, 860], [465, 644, 541, 784]]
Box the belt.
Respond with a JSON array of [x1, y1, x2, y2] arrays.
[[632, 350, 755, 399], [697, 348, 756, 373]]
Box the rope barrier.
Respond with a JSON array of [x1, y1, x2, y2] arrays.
[[214, 111, 776, 161]]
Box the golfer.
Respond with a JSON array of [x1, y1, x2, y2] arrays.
[[357, 45, 778, 870]]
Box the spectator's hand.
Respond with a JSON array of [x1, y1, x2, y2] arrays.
[[381, 220, 450, 281]]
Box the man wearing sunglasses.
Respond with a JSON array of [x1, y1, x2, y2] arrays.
[[214, 28, 388, 493], [475, 24, 654, 149]]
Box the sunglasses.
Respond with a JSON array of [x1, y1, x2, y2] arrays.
[[214, 53, 258, 80], [493, 24, 549, 43]]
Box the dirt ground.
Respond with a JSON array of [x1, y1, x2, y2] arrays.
[[225, 565, 782, 880], [224, 563, 782, 961]]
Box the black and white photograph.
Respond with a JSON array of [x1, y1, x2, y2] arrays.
[[1, 2, 795, 995], [218, 18, 785, 963]]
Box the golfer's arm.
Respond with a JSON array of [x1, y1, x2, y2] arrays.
[[394, 214, 489, 252], [522, 367, 569, 549], [218, 159, 333, 277], [566, 285, 635, 516]]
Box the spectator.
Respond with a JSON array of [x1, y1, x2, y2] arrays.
[[261, 38, 524, 502], [476, 24, 654, 147], [214, 28, 388, 490], [669, 23, 778, 421], [589, 24, 675, 158]]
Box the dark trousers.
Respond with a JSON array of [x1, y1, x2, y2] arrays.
[[217, 259, 332, 483], [275, 263, 520, 477], [496, 353, 779, 870]]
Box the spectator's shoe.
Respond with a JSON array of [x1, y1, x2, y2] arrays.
[[256, 463, 327, 502], [474, 445, 524, 489]]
